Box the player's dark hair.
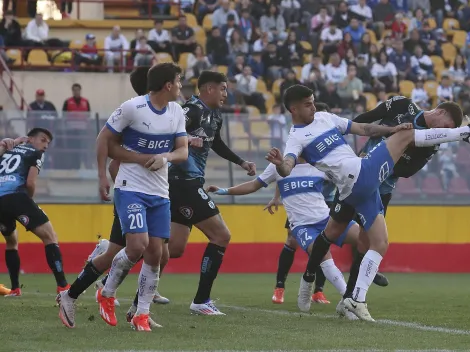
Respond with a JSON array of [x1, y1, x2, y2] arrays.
[[27, 128, 53, 141], [130, 66, 150, 95], [437, 101, 464, 127], [283, 84, 314, 112], [197, 71, 227, 89], [72, 83, 81, 90], [147, 63, 182, 92], [315, 102, 330, 112]]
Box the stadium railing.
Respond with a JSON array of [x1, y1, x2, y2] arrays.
[[2, 110, 470, 204]]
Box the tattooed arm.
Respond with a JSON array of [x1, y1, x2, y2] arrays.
[[349, 122, 413, 137]]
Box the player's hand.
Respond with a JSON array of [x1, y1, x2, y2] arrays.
[[241, 161, 256, 176], [264, 197, 282, 215], [265, 147, 283, 166], [145, 154, 167, 171], [0, 138, 16, 150], [392, 123, 413, 133], [14, 136, 28, 146], [99, 176, 111, 202], [188, 136, 203, 148], [206, 185, 229, 195]]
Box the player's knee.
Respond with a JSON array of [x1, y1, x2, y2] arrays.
[[33, 222, 57, 245], [169, 244, 185, 258], [369, 236, 388, 256], [285, 234, 297, 249], [209, 226, 231, 247], [4, 234, 18, 249]]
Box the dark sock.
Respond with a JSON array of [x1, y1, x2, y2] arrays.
[[68, 261, 102, 299], [133, 290, 138, 307], [45, 243, 67, 287], [5, 249, 20, 290], [303, 232, 331, 283], [101, 274, 108, 286], [275, 245, 295, 289], [193, 243, 226, 304], [343, 252, 364, 299], [314, 266, 326, 293]]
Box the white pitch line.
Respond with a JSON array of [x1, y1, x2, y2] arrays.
[[91, 350, 470, 352], [21, 291, 470, 336]]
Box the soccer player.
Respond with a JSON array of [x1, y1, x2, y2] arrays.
[[167, 71, 256, 315], [0, 129, 70, 296], [266, 84, 468, 321]]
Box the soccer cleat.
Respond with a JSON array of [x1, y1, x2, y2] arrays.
[[87, 239, 110, 262], [297, 277, 314, 312], [96, 288, 117, 326], [126, 304, 162, 328], [272, 287, 285, 304], [95, 279, 120, 306], [57, 290, 76, 328], [373, 272, 389, 287], [0, 284, 12, 296], [57, 284, 71, 294], [336, 299, 359, 320], [343, 297, 375, 322], [190, 300, 225, 315], [312, 291, 330, 304], [152, 291, 170, 304], [131, 314, 151, 332]]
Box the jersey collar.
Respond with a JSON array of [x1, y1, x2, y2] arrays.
[[413, 111, 427, 129], [146, 94, 167, 115]]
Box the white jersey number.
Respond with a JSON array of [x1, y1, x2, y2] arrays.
[[128, 213, 144, 230], [0, 154, 21, 174]]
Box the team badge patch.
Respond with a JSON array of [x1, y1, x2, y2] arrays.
[[179, 206, 193, 219], [0, 223, 6, 232], [18, 215, 29, 226], [111, 108, 123, 123]]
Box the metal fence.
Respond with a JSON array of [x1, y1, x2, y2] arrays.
[[2, 109, 470, 204]]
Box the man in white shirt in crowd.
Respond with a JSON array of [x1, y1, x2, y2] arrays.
[[23, 13, 65, 61], [148, 19, 172, 55], [324, 53, 347, 84], [235, 65, 266, 113], [301, 55, 325, 83], [350, 0, 373, 25], [104, 25, 130, 73], [410, 45, 435, 80], [437, 75, 454, 104], [212, 0, 239, 28]]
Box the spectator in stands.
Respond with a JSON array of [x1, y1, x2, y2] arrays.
[[248, 51, 265, 78], [27, 89, 57, 131], [61, 83, 91, 170], [337, 32, 356, 60], [460, 1, 470, 32], [253, 32, 270, 52], [358, 32, 371, 60], [381, 35, 394, 56], [260, 4, 288, 42], [447, 54, 467, 85], [304, 69, 325, 98], [356, 54, 373, 90], [27, 0, 37, 18], [408, 8, 425, 33], [281, 0, 301, 25], [23, 13, 65, 58], [419, 20, 437, 46], [411, 78, 431, 108], [458, 76, 470, 115], [391, 13, 408, 40], [301, 55, 325, 83], [425, 39, 442, 56], [221, 14, 240, 42], [251, 0, 269, 21], [262, 41, 283, 81], [206, 26, 229, 65], [213, 0, 240, 28], [148, 20, 172, 55], [104, 25, 129, 72], [350, 0, 373, 25], [368, 43, 380, 65], [280, 31, 303, 67], [372, 0, 395, 37], [0, 11, 21, 47], [371, 51, 398, 92], [344, 18, 366, 46], [236, 0, 251, 14], [321, 22, 343, 58], [431, 0, 458, 29], [324, 53, 347, 84], [337, 64, 365, 109], [74, 33, 101, 68], [411, 45, 434, 80], [320, 81, 343, 114], [280, 69, 301, 99], [196, 0, 218, 24], [409, 0, 431, 15], [333, 2, 351, 29], [439, 147, 458, 189], [311, 6, 331, 34], [239, 9, 254, 42], [267, 104, 287, 150], [437, 75, 454, 103], [134, 36, 157, 68], [235, 66, 266, 113], [228, 30, 249, 59], [130, 29, 144, 60], [228, 54, 245, 77], [376, 89, 388, 105], [61, 0, 73, 19], [186, 44, 211, 80], [221, 77, 247, 114], [172, 15, 196, 61], [389, 39, 413, 81], [2, 0, 17, 16]]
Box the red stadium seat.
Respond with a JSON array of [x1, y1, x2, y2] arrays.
[[421, 174, 445, 195], [448, 177, 470, 195], [396, 178, 420, 195]]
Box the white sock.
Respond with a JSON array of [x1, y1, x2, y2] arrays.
[[414, 126, 469, 147], [102, 249, 135, 297], [136, 263, 159, 316], [353, 250, 382, 302], [88, 239, 109, 261], [320, 259, 347, 296]]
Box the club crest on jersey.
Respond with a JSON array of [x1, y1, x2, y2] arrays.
[[111, 108, 122, 123], [179, 206, 193, 219], [335, 204, 341, 213], [127, 203, 143, 213], [0, 223, 6, 232], [408, 104, 416, 115], [17, 215, 29, 226]]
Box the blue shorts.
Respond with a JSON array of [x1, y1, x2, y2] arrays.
[[114, 189, 170, 239], [344, 141, 394, 231], [292, 217, 356, 253]]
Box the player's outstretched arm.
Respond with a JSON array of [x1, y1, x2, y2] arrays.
[[353, 101, 387, 124], [266, 147, 295, 177], [349, 122, 413, 138], [207, 179, 264, 196]]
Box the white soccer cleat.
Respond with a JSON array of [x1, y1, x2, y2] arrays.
[[87, 239, 110, 262], [57, 290, 76, 328], [190, 300, 225, 315], [343, 297, 375, 322], [126, 304, 162, 328], [336, 299, 359, 320], [297, 277, 314, 312], [153, 291, 170, 304], [94, 279, 119, 306]]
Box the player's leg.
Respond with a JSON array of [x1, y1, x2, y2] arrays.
[[153, 240, 170, 304], [312, 268, 329, 304], [3, 225, 19, 296]]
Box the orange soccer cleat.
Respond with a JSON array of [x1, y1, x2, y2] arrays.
[[96, 288, 117, 326], [57, 284, 71, 294], [312, 291, 330, 304], [0, 284, 12, 296], [131, 314, 152, 332], [272, 287, 285, 304]]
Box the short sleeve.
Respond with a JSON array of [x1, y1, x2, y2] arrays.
[[33, 151, 45, 173], [174, 104, 188, 137], [328, 113, 352, 135], [256, 163, 278, 187], [283, 134, 303, 163], [182, 104, 200, 127], [105, 102, 132, 134]]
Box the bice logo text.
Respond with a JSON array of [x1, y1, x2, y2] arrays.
[[138, 138, 171, 149], [283, 180, 316, 192], [316, 133, 340, 153]]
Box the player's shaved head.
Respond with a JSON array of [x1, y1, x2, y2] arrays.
[[27, 128, 53, 141], [283, 85, 314, 113], [130, 66, 150, 96], [147, 63, 182, 92], [197, 71, 227, 89]]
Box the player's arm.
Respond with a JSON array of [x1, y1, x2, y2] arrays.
[[162, 104, 189, 164], [266, 135, 300, 177], [0, 137, 28, 157], [349, 121, 412, 137], [353, 101, 387, 123]]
